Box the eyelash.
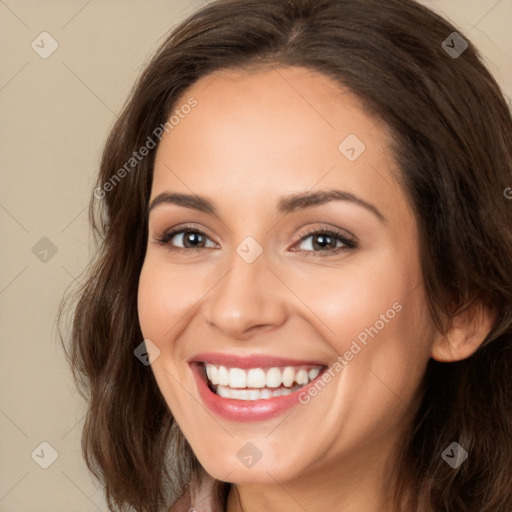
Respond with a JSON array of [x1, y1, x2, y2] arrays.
[[155, 223, 357, 257]]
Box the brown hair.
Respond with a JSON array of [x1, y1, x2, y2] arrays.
[[58, 0, 512, 510]]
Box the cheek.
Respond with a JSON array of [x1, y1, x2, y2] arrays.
[[323, 270, 432, 416], [137, 261, 199, 414], [287, 253, 417, 352], [137, 258, 203, 343], [287, 249, 431, 397], [137, 264, 168, 343]]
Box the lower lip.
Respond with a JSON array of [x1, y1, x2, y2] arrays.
[[191, 363, 323, 422]]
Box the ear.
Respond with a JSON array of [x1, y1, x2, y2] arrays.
[[431, 301, 496, 362]]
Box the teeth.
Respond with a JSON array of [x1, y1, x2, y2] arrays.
[[215, 384, 302, 400], [247, 368, 266, 388], [309, 367, 321, 380], [205, 364, 217, 383], [248, 389, 261, 400], [295, 369, 309, 385], [203, 362, 324, 400], [260, 388, 273, 399], [266, 367, 282, 388], [282, 366, 295, 387], [228, 368, 246, 388], [217, 366, 229, 386]]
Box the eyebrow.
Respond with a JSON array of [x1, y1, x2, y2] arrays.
[[147, 189, 386, 223]]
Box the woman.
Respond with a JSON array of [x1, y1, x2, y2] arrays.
[[59, 0, 512, 510]]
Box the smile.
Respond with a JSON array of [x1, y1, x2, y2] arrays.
[[189, 353, 328, 421], [204, 363, 323, 401]]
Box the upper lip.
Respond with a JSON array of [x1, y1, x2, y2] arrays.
[[189, 352, 327, 369]]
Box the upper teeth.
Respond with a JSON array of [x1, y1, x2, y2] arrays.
[[205, 364, 322, 389]]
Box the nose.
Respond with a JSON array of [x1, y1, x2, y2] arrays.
[[202, 247, 288, 339]]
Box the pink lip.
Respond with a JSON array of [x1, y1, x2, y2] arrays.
[[189, 357, 326, 422], [189, 352, 325, 369]]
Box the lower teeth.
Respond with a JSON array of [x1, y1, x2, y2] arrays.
[[214, 384, 303, 400]]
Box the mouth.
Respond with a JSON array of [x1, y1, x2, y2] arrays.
[[188, 353, 328, 422], [202, 363, 324, 401]]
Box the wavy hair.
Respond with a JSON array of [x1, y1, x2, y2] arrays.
[[58, 0, 512, 510]]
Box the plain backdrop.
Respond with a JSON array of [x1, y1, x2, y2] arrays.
[[0, 1, 511, 510]]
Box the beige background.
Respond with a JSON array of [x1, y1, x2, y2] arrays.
[[0, 1, 510, 511]]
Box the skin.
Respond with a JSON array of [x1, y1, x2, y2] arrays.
[[137, 66, 493, 511]]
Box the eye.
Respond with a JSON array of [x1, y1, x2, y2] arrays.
[[155, 224, 216, 252], [154, 225, 357, 256], [292, 228, 356, 257]]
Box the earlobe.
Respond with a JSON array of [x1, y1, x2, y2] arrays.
[[430, 302, 496, 363]]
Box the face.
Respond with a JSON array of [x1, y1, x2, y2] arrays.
[[137, 66, 438, 487]]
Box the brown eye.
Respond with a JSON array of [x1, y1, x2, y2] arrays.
[[156, 226, 216, 251], [179, 231, 207, 248], [293, 228, 357, 257]]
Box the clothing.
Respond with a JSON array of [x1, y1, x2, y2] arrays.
[[169, 470, 227, 512]]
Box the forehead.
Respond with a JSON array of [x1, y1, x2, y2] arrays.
[[151, 66, 408, 224]]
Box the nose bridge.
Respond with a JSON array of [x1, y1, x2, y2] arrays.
[[204, 241, 287, 337]]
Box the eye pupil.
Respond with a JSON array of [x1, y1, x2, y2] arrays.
[[313, 234, 335, 250], [184, 232, 203, 248]]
